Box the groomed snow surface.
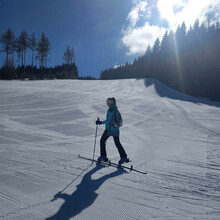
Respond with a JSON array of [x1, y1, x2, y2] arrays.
[[0, 79, 220, 220]]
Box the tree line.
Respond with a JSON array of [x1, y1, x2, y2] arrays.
[[0, 29, 79, 79], [100, 20, 220, 101]]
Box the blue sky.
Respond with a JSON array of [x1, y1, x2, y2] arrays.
[[1, 0, 219, 78]]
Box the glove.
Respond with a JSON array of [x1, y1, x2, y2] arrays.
[[96, 119, 102, 125]]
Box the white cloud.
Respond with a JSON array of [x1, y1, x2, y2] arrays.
[[122, 22, 166, 55], [157, 0, 186, 21], [127, 0, 148, 27], [121, 0, 164, 55]]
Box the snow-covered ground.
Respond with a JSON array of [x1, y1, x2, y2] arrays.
[[0, 79, 220, 220]]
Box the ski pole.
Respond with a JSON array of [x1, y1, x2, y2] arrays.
[[92, 117, 99, 163]]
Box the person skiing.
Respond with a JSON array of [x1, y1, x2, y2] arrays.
[[96, 97, 129, 165]]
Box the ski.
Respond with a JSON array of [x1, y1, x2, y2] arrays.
[[78, 154, 147, 174], [78, 154, 112, 166], [108, 160, 147, 174]]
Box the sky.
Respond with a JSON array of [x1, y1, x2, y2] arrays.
[[0, 0, 220, 78]]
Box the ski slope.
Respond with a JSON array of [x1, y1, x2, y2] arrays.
[[0, 78, 220, 220]]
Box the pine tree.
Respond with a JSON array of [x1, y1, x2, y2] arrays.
[[161, 31, 168, 56], [175, 22, 186, 52], [152, 38, 160, 56], [0, 29, 16, 67], [98, 20, 220, 101]]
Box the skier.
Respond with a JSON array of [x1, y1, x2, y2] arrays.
[[96, 97, 129, 165]]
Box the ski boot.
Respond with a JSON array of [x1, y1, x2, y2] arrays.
[[97, 156, 109, 162], [118, 156, 130, 165]]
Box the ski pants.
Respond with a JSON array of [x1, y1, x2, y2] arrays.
[[100, 130, 127, 159]]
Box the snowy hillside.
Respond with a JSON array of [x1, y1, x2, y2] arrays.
[[0, 79, 220, 219]]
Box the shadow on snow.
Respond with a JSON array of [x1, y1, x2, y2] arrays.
[[45, 163, 125, 220], [144, 78, 220, 108]]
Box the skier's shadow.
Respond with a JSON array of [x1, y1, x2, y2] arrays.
[[45, 164, 125, 220]]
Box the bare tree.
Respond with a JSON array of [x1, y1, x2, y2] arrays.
[[29, 33, 37, 68], [16, 30, 29, 66], [15, 38, 22, 66], [36, 33, 51, 68], [63, 46, 75, 64], [0, 29, 16, 67]]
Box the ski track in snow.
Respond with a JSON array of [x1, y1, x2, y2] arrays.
[[0, 79, 220, 219]]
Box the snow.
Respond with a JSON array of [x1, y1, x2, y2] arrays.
[[0, 78, 220, 219]]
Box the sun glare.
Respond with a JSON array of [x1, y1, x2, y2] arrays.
[[157, 0, 188, 30], [157, 0, 187, 92], [157, 0, 177, 21], [173, 34, 185, 93]]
